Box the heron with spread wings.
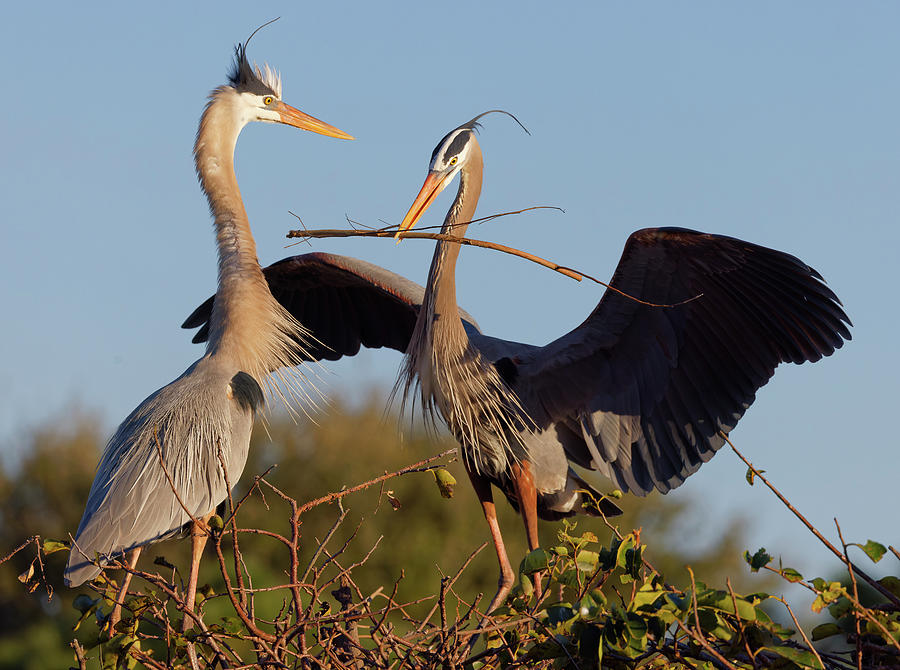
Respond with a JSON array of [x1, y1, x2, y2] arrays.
[[186, 111, 851, 613], [389, 111, 851, 610], [65, 32, 353, 628]]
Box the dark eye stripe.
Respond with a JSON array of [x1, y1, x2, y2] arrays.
[[443, 131, 470, 164]]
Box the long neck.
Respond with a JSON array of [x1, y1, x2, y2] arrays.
[[423, 140, 484, 345], [193, 88, 307, 381]]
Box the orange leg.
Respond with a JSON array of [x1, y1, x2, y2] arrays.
[[182, 516, 211, 633], [465, 468, 515, 613], [510, 461, 542, 602], [109, 546, 142, 629]]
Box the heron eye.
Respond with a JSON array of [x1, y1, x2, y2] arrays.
[[263, 96, 274, 106], [449, 156, 458, 166]]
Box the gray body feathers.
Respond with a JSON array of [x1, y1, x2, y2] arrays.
[[66, 360, 260, 586]]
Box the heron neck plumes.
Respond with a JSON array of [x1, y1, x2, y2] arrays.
[[193, 87, 311, 390], [400, 140, 529, 475], [424, 140, 483, 342]]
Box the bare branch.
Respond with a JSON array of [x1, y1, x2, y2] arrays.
[[725, 433, 900, 609], [286, 216, 701, 309]]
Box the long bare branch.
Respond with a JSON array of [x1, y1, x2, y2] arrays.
[[286, 213, 701, 309], [725, 433, 900, 609]]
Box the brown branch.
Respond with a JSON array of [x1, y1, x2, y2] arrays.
[[154, 428, 202, 529], [0, 535, 39, 566], [212, 531, 277, 644], [724, 433, 900, 609], [286, 220, 701, 309], [725, 578, 757, 669], [415, 542, 487, 634], [835, 519, 863, 670], [217, 447, 249, 615], [683, 566, 740, 670], [70, 639, 88, 670], [296, 449, 457, 515], [770, 595, 826, 670]]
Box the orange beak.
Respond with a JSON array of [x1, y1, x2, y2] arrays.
[[275, 101, 354, 140], [395, 171, 451, 241]]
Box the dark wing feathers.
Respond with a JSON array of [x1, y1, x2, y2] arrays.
[[512, 227, 850, 496], [183, 252, 480, 363]]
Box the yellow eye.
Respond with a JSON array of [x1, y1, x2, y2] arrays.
[[449, 156, 458, 165], [263, 96, 274, 106]]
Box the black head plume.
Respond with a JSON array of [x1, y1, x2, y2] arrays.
[[431, 110, 529, 165], [228, 18, 282, 97], [457, 109, 530, 136]]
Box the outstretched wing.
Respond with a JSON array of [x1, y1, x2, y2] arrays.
[[183, 252, 480, 360], [510, 228, 851, 496]]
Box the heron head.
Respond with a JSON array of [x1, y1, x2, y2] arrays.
[[224, 24, 353, 140], [396, 110, 527, 238]]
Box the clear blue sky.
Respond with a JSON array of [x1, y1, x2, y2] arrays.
[[2, 3, 897, 581]]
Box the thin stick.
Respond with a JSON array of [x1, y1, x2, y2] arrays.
[[287, 220, 701, 310], [296, 449, 456, 515], [835, 519, 863, 670], [724, 433, 900, 609], [770, 595, 825, 670], [683, 566, 740, 670], [0, 535, 39, 566]]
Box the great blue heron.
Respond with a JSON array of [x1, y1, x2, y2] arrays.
[[184, 112, 851, 614], [64, 33, 353, 628], [389, 111, 851, 610]]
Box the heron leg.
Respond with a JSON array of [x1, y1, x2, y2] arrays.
[[109, 546, 142, 630], [510, 461, 542, 602], [465, 468, 515, 613], [182, 515, 211, 633]]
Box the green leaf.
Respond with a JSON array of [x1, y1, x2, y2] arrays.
[[854, 540, 887, 563], [589, 589, 607, 608], [520, 572, 534, 597], [73, 594, 99, 613], [744, 547, 773, 572], [665, 592, 689, 612], [521, 548, 550, 574], [763, 645, 823, 669], [716, 595, 757, 621], [431, 468, 456, 498], [631, 585, 665, 610], [221, 617, 243, 635], [616, 534, 637, 570], [745, 466, 756, 485], [780, 567, 803, 583], [828, 597, 852, 618], [557, 568, 580, 588], [811, 623, 843, 641], [524, 639, 567, 661], [696, 608, 732, 641], [575, 550, 599, 572], [42, 539, 69, 554], [878, 576, 900, 598], [547, 604, 576, 626]]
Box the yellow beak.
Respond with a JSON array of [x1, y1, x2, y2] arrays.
[[275, 101, 354, 140], [395, 172, 450, 241]]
